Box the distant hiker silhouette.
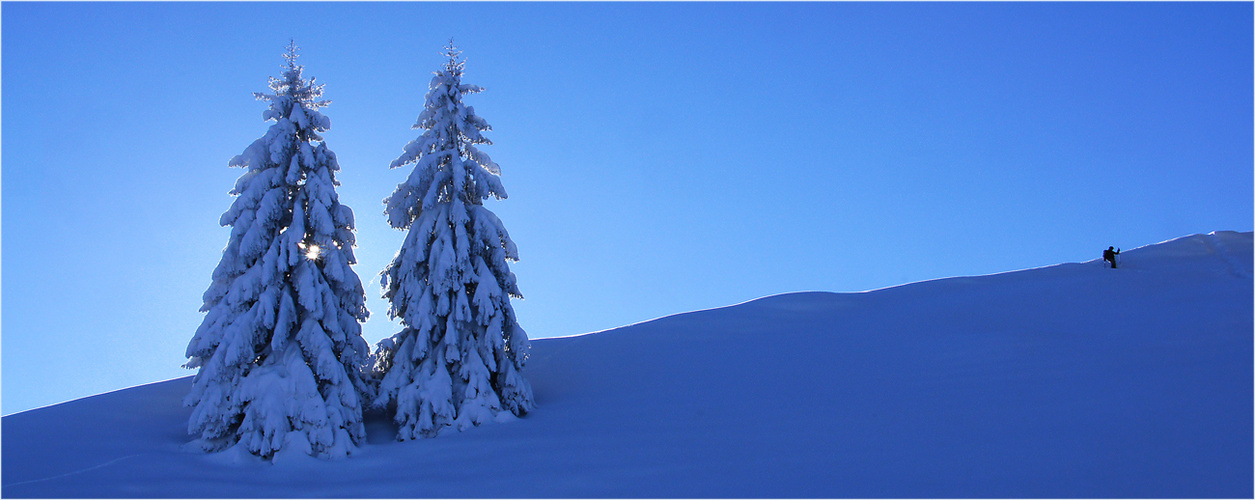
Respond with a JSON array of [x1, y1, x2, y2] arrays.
[[1103, 246, 1121, 268]]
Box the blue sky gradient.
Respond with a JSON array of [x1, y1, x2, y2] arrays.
[[3, 2, 1251, 414]]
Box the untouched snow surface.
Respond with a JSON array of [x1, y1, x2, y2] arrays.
[[3, 231, 1252, 498]]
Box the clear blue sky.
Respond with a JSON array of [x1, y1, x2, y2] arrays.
[[3, 2, 1251, 415]]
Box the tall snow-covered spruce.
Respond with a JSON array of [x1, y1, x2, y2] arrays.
[[184, 42, 372, 459], [374, 42, 534, 439]]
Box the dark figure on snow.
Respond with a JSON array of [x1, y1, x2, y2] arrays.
[[1103, 246, 1121, 268]]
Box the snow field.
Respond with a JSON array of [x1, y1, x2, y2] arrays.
[[3, 231, 1250, 497]]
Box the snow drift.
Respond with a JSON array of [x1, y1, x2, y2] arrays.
[[3, 231, 1251, 498]]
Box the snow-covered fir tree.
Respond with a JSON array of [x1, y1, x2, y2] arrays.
[[184, 41, 372, 459], [373, 42, 535, 439]]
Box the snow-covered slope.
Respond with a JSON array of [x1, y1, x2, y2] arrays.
[[4, 231, 1251, 498]]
